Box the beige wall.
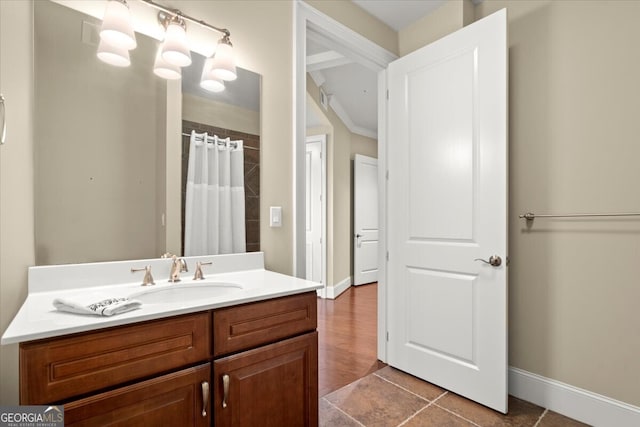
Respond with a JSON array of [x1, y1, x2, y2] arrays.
[[350, 133, 377, 160], [34, 1, 163, 265], [0, 0, 35, 405], [182, 93, 260, 136], [473, 0, 640, 406]]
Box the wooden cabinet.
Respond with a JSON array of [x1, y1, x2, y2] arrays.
[[64, 364, 211, 427], [19, 291, 318, 426], [213, 332, 318, 427]]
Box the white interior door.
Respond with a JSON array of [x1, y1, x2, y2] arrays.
[[354, 154, 379, 286], [386, 10, 508, 413], [305, 139, 322, 284]]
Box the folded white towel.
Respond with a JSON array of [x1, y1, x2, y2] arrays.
[[53, 296, 141, 316]]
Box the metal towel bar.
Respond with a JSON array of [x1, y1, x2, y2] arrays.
[[519, 212, 640, 220]]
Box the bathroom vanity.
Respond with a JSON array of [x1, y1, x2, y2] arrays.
[[2, 253, 321, 426]]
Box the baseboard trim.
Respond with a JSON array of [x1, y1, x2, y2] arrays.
[[325, 277, 352, 299], [509, 367, 640, 427]]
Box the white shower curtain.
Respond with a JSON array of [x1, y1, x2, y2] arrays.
[[184, 131, 246, 256]]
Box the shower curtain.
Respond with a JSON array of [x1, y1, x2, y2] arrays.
[[184, 131, 246, 256]]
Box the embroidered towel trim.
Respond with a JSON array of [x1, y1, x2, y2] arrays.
[[53, 296, 141, 316]]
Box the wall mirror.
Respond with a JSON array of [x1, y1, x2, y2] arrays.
[[34, 0, 261, 266]]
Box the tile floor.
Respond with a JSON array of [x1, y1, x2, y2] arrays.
[[319, 366, 590, 427]]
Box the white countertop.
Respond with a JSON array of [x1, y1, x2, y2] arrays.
[[1, 253, 322, 345]]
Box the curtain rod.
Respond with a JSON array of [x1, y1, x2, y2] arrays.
[[519, 212, 640, 220], [181, 132, 259, 151]]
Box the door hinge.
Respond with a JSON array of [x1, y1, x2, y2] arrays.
[[386, 331, 389, 342], [385, 170, 389, 180], [386, 251, 389, 261], [386, 89, 389, 100]]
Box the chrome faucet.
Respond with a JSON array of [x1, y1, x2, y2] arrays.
[[168, 255, 188, 283]]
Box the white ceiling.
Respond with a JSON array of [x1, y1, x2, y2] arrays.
[[306, 1, 448, 139]]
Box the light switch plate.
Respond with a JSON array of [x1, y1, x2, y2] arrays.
[[270, 206, 282, 227]]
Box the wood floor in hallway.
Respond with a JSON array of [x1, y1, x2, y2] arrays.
[[317, 283, 384, 397]]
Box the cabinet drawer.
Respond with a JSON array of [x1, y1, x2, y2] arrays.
[[20, 312, 210, 404], [213, 291, 317, 356], [64, 363, 211, 427]]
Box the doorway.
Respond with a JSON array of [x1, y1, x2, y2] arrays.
[[295, 1, 396, 359]]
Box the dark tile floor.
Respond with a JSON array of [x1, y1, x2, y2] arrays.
[[319, 366, 590, 427]]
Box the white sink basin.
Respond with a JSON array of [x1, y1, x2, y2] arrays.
[[130, 282, 243, 304]]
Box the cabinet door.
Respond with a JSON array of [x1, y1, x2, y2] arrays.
[[214, 332, 318, 427], [63, 364, 211, 427]]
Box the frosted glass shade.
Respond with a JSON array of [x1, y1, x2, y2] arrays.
[[210, 38, 237, 81], [153, 47, 181, 80], [97, 39, 131, 67], [100, 0, 136, 50], [200, 57, 225, 92], [161, 22, 192, 67]]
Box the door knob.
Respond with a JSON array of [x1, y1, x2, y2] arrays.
[[474, 255, 502, 267]]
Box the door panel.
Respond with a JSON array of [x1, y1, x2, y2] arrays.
[[408, 48, 475, 241], [387, 9, 507, 413]]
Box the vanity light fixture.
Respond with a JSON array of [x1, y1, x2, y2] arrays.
[[97, 38, 131, 67], [97, 0, 237, 89], [159, 13, 192, 67], [99, 0, 137, 51], [142, 0, 237, 85]]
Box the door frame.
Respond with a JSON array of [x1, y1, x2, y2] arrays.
[[306, 134, 327, 298], [294, 1, 396, 360]]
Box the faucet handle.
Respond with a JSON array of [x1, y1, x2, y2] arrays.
[[131, 265, 155, 286], [193, 262, 213, 280]]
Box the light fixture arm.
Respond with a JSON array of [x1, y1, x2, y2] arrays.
[[142, 0, 231, 37]]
